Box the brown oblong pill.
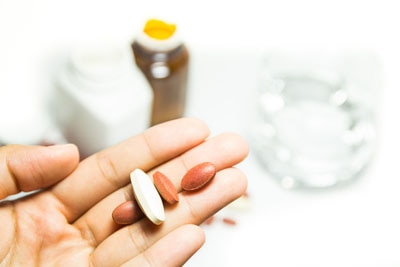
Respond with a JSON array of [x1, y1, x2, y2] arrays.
[[153, 171, 179, 204], [112, 200, 144, 225], [181, 162, 217, 191], [222, 217, 237, 226]]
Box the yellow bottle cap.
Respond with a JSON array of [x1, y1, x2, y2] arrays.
[[144, 19, 176, 40]]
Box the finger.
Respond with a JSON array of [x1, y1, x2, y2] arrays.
[[92, 168, 247, 266], [74, 133, 249, 244], [52, 118, 210, 222], [121, 224, 205, 267], [0, 144, 79, 199], [149, 132, 250, 190]]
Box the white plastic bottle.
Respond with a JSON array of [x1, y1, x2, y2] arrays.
[[53, 44, 153, 158]]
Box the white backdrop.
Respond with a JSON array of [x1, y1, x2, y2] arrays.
[[1, 0, 400, 266]]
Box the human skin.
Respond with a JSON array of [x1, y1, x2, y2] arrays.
[[0, 118, 248, 266]]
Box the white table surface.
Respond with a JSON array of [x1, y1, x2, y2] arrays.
[[1, 1, 400, 266], [185, 47, 400, 267]]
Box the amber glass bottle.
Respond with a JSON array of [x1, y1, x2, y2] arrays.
[[132, 19, 189, 125]]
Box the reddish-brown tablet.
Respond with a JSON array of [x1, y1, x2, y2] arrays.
[[181, 162, 217, 191], [112, 200, 144, 225], [222, 217, 237, 226], [153, 171, 179, 204]]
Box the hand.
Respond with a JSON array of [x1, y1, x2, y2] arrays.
[[0, 118, 248, 266]]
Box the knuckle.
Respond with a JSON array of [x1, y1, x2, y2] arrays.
[[94, 152, 120, 188]]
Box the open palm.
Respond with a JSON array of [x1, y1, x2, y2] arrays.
[[0, 118, 248, 267]]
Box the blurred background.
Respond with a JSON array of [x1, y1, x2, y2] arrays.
[[1, 0, 400, 266]]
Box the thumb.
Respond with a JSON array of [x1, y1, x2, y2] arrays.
[[0, 144, 79, 199]]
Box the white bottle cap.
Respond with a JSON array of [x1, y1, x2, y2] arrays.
[[68, 44, 134, 90]]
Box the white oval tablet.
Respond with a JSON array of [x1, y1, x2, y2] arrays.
[[130, 169, 165, 225]]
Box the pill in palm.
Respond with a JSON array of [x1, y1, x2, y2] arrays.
[[130, 169, 165, 225], [181, 162, 217, 191], [112, 200, 144, 225], [153, 171, 179, 204]]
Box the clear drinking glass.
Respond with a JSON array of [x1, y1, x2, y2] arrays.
[[252, 48, 382, 189]]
